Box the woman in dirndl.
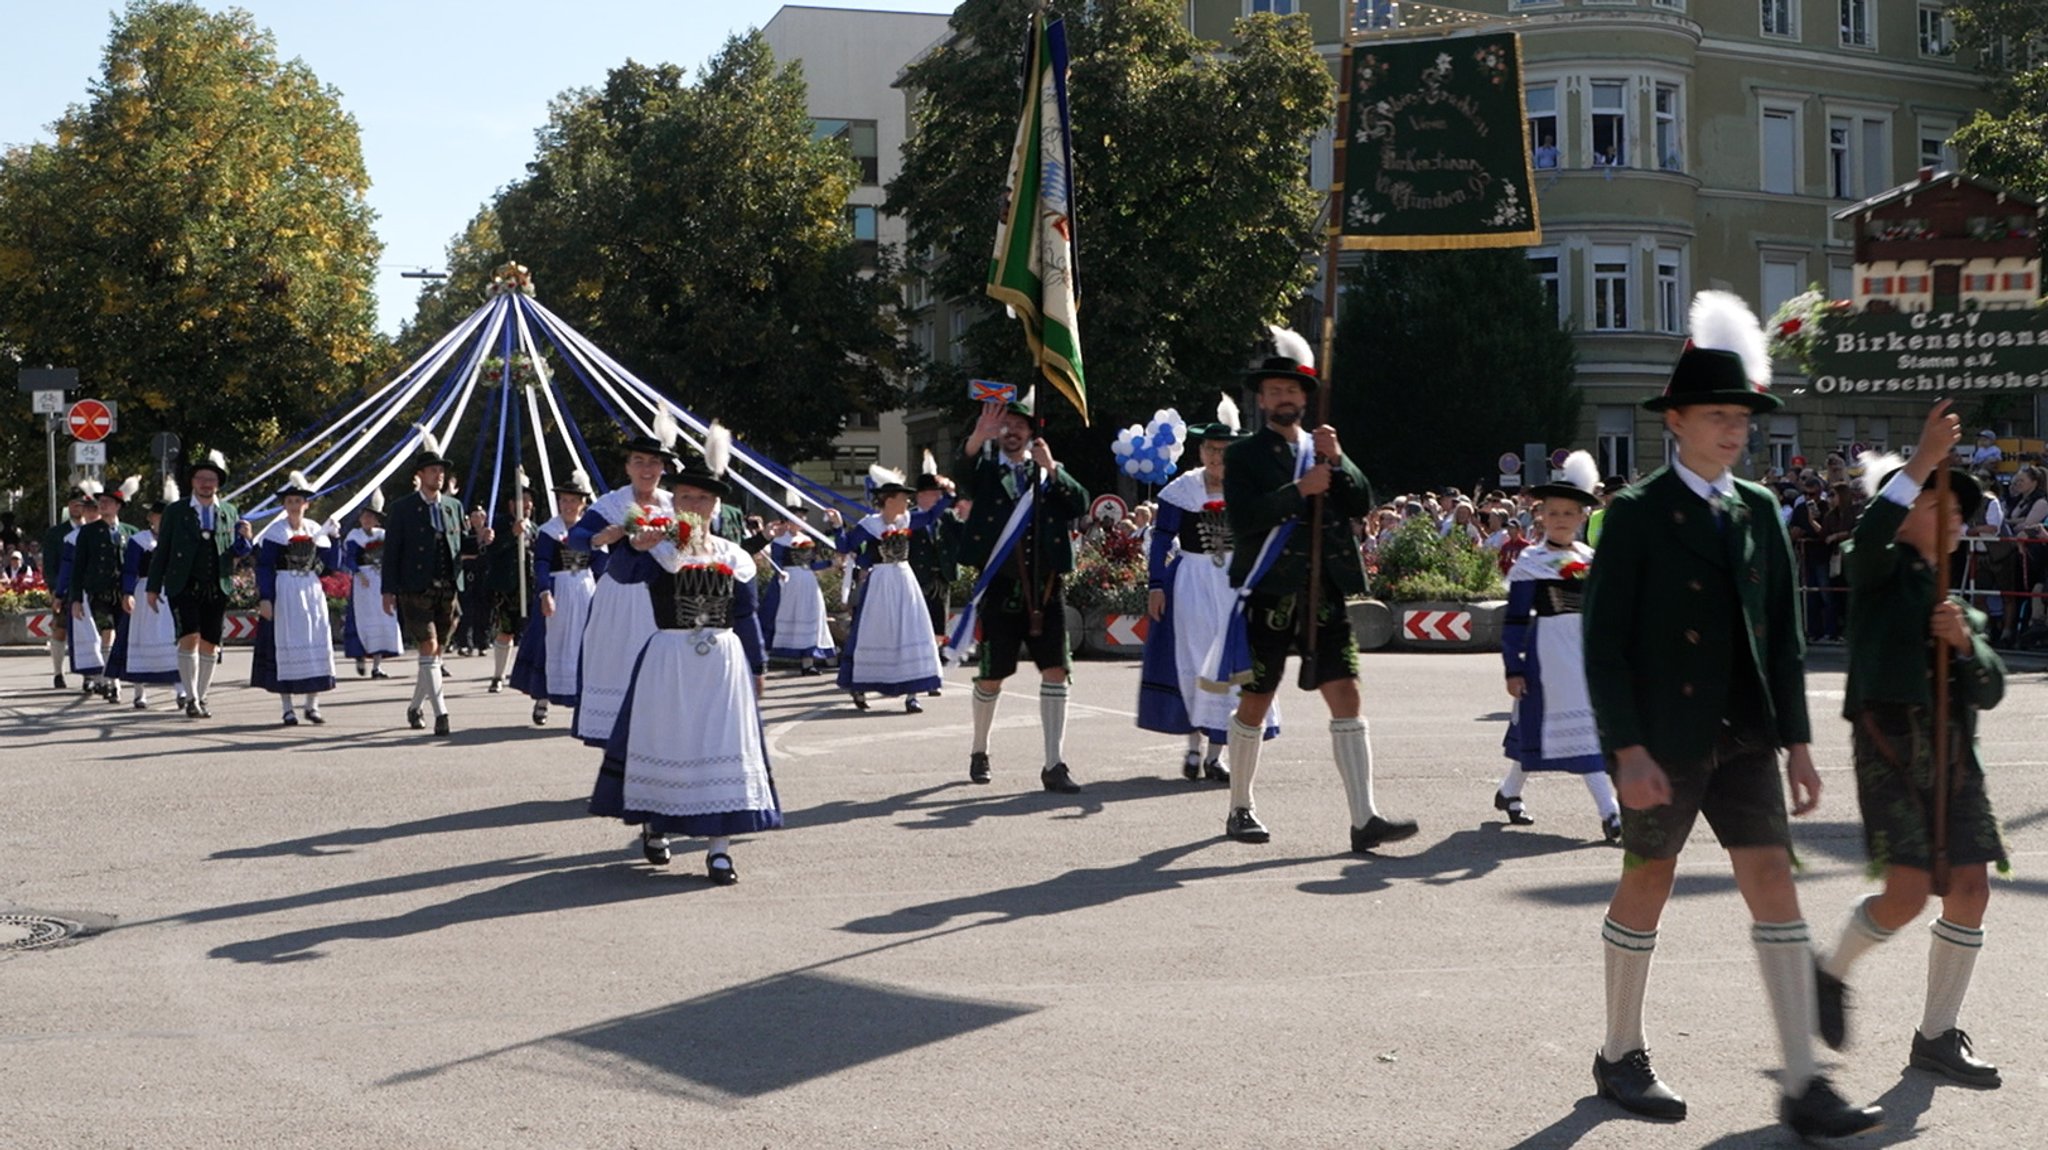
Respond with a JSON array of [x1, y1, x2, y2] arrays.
[[341, 491, 401, 680], [567, 416, 682, 747], [1136, 404, 1277, 780], [768, 508, 839, 674], [589, 425, 779, 886], [109, 479, 184, 710], [251, 471, 342, 726], [837, 466, 945, 713], [58, 480, 109, 689], [511, 470, 603, 726]]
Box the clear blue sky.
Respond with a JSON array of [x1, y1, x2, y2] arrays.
[[0, 1, 961, 336]]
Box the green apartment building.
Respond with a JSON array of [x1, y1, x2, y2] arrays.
[[1185, 0, 2015, 479]]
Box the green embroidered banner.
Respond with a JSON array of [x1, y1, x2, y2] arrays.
[[1338, 32, 1541, 251], [1809, 310, 2048, 394]]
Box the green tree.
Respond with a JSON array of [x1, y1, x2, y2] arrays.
[[889, 0, 1333, 481], [0, 0, 383, 519], [419, 38, 909, 463], [1330, 250, 1580, 497], [1949, 0, 2048, 199]]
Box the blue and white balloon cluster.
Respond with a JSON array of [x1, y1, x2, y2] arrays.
[[1112, 409, 1187, 482]]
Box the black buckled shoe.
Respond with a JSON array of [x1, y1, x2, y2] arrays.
[[1202, 757, 1230, 783], [532, 702, 548, 726], [1225, 806, 1270, 843], [1603, 813, 1623, 845], [1815, 963, 1849, 1051], [1910, 1028, 2000, 1088], [406, 706, 425, 730], [53, 674, 67, 690], [1593, 1049, 1687, 1121], [904, 696, 922, 714], [1494, 789, 1534, 826], [195, 700, 211, 719], [640, 831, 671, 866], [1181, 750, 1203, 781], [968, 752, 991, 784], [305, 709, 325, 725], [1040, 763, 1081, 794], [281, 711, 299, 727], [371, 668, 391, 680], [488, 677, 502, 694], [1779, 1075, 1883, 1138], [185, 698, 200, 719], [434, 714, 451, 737], [850, 691, 869, 711], [706, 852, 739, 886], [355, 660, 368, 678], [1351, 815, 1419, 853]]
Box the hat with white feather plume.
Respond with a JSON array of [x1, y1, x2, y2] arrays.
[[1855, 451, 1983, 521], [155, 475, 180, 514], [276, 469, 318, 500], [552, 469, 593, 497], [361, 488, 386, 520], [1644, 291, 1783, 413], [915, 449, 946, 493], [1246, 324, 1319, 392], [101, 474, 143, 504], [622, 408, 685, 467], [669, 420, 733, 499], [1189, 392, 1250, 442], [186, 448, 230, 483], [868, 463, 914, 503], [1529, 450, 1601, 507], [409, 426, 450, 472]]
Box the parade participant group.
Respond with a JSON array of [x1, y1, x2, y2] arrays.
[[34, 294, 2015, 1136]]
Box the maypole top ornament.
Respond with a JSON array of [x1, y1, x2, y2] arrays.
[[486, 262, 536, 298]]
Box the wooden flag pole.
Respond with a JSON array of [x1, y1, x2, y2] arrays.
[[1930, 458, 1954, 897], [1299, 16, 1357, 685]]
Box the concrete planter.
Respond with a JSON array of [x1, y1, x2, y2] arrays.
[[1386, 599, 1507, 652], [1348, 599, 1397, 651], [1079, 606, 1150, 658], [0, 611, 50, 646]]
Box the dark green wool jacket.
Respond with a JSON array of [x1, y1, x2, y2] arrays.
[[1221, 426, 1374, 598]]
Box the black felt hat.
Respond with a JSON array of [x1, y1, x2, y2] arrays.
[[1643, 292, 1782, 413]]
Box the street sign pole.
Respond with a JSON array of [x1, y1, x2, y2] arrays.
[[47, 414, 58, 527], [18, 368, 78, 526]]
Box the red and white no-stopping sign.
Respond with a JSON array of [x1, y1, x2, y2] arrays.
[[66, 399, 114, 442]]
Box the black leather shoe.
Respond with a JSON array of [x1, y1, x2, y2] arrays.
[[488, 677, 502, 694], [371, 669, 391, 680], [305, 709, 325, 725], [904, 696, 921, 714], [532, 703, 548, 726], [406, 706, 425, 730], [1351, 815, 1419, 853], [185, 699, 200, 719], [1225, 806, 1270, 843], [53, 674, 67, 689], [1181, 750, 1202, 781], [1816, 963, 1849, 1051], [195, 701, 211, 719], [640, 831, 671, 866], [1593, 1049, 1687, 1121], [1040, 763, 1081, 794], [706, 852, 739, 885], [281, 711, 299, 727], [1779, 1075, 1883, 1138], [1494, 789, 1534, 826], [968, 752, 991, 784], [434, 714, 451, 737], [1910, 1028, 2000, 1088], [799, 664, 821, 677], [850, 691, 869, 711], [1603, 813, 1623, 845], [1202, 757, 1230, 783], [356, 661, 368, 677], [925, 689, 941, 697]]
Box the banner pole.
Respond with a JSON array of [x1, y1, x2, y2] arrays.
[[1300, 13, 1356, 685], [1931, 459, 1954, 897]]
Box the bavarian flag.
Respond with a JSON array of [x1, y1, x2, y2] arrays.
[[987, 11, 1088, 424]]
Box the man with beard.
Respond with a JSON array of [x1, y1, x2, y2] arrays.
[[1217, 330, 1416, 854], [955, 390, 1090, 793], [147, 450, 254, 718]]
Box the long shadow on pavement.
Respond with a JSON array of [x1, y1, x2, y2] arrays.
[[209, 797, 589, 859], [1297, 823, 1613, 896], [792, 774, 1199, 834]]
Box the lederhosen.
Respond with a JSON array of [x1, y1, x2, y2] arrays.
[[398, 511, 463, 648], [173, 508, 230, 646]]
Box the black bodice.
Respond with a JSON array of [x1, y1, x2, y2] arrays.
[[651, 563, 736, 630]]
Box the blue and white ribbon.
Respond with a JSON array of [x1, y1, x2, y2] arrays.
[[1199, 440, 1314, 692], [943, 470, 1041, 665]]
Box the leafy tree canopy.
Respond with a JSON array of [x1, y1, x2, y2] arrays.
[[1330, 250, 1580, 497], [1949, 0, 2048, 199], [888, 0, 1334, 483], [0, 0, 383, 519]]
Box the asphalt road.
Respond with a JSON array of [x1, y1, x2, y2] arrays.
[[4, 647, 2045, 1148]]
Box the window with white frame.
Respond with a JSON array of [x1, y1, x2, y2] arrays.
[[1841, 0, 1874, 48], [1828, 256, 1854, 300], [1527, 83, 1560, 169], [1837, 417, 1858, 453], [1768, 414, 1801, 473], [1591, 245, 1631, 331], [1529, 250, 1563, 323], [1919, 4, 1954, 56], [1654, 84, 1683, 171], [1828, 112, 1890, 199], [948, 309, 969, 363], [1590, 81, 1628, 166], [1247, 0, 1298, 13], [1761, 104, 1799, 194], [1866, 418, 1889, 453], [1656, 247, 1684, 334], [1918, 117, 1958, 171], [1761, 254, 1806, 319], [1598, 407, 1635, 481], [1762, 0, 1795, 38], [1652, 0, 1685, 10]]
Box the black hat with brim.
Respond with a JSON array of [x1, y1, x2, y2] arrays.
[[872, 482, 916, 501], [409, 450, 450, 474], [1186, 422, 1249, 442], [668, 467, 731, 500], [622, 435, 682, 467], [914, 472, 945, 493], [1875, 464, 1984, 522], [552, 477, 594, 497], [186, 456, 230, 484], [1643, 347, 1782, 413], [1526, 483, 1599, 507], [276, 480, 319, 500], [1245, 356, 1319, 392]]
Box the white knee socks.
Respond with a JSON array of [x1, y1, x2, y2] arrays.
[[1582, 771, 1620, 820], [49, 637, 65, 675], [492, 641, 511, 679], [1922, 919, 1983, 1038], [1330, 717, 1381, 828], [1601, 917, 1656, 1061], [1753, 920, 1819, 1097], [1821, 894, 1894, 980], [194, 650, 216, 701], [1227, 716, 1262, 811], [412, 656, 434, 709], [970, 686, 999, 754], [1498, 762, 1527, 798], [1039, 681, 1068, 769], [178, 649, 200, 702], [428, 656, 449, 717]]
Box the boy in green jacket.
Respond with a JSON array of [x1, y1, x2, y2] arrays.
[[1819, 399, 2007, 1088]]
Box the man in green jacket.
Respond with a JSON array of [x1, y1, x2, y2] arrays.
[[955, 392, 1090, 794], [41, 486, 94, 689], [1583, 292, 1880, 1139], [1218, 338, 1415, 854], [147, 450, 254, 718], [381, 435, 468, 735], [1817, 400, 2008, 1088], [73, 477, 139, 701]]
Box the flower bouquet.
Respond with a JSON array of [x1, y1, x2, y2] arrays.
[[1765, 287, 1854, 375]]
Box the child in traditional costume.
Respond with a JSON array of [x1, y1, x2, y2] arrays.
[[837, 465, 945, 713], [511, 471, 602, 726], [251, 472, 342, 726]]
